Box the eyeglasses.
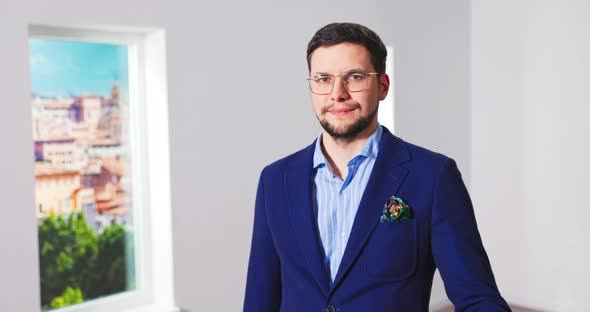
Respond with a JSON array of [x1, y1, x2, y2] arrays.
[[307, 71, 380, 95]]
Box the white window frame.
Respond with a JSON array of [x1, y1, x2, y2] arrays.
[[28, 22, 177, 312], [378, 45, 395, 132]]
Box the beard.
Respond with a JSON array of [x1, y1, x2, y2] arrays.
[[317, 102, 378, 142]]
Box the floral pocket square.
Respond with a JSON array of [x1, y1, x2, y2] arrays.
[[380, 196, 413, 223]]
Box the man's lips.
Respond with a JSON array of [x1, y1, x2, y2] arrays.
[[327, 107, 356, 115]]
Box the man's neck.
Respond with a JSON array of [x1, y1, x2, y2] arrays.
[[320, 122, 378, 180]]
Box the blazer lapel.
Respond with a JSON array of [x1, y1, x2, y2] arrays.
[[285, 141, 332, 295], [329, 128, 411, 296]]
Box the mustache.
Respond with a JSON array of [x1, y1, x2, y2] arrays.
[[321, 103, 361, 114]]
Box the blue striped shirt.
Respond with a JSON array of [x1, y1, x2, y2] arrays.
[[313, 125, 382, 282]]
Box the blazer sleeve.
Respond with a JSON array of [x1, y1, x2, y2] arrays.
[[431, 159, 511, 311], [243, 169, 282, 311]]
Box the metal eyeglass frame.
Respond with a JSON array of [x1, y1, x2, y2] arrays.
[[307, 72, 380, 95]]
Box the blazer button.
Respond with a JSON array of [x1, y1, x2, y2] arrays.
[[325, 305, 336, 312]]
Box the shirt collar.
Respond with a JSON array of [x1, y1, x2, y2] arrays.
[[313, 124, 383, 169]]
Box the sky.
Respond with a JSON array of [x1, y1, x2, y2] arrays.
[[29, 39, 128, 98]]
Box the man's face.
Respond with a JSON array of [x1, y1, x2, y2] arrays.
[[309, 42, 389, 141]]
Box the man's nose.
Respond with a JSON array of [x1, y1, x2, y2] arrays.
[[330, 77, 351, 102]]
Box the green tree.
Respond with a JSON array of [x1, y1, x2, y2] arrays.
[[49, 286, 84, 309], [39, 211, 132, 309], [39, 213, 98, 307], [87, 223, 128, 298]]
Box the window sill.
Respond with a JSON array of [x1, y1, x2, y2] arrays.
[[122, 304, 180, 312]]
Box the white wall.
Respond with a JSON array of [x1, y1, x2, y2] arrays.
[[471, 1, 590, 310], [0, 1, 469, 311]]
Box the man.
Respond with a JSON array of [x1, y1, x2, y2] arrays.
[[244, 22, 509, 311]]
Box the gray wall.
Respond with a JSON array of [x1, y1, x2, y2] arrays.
[[471, 1, 590, 310], [0, 1, 469, 311]]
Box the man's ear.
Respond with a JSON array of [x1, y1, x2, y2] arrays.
[[379, 73, 390, 101]]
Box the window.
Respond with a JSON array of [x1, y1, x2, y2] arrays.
[[29, 23, 177, 312], [377, 45, 395, 132]]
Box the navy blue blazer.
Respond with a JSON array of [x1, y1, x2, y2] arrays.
[[244, 127, 509, 311]]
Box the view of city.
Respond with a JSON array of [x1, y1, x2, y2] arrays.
[[33, 86, 132, 232], [29, 39, 135, 310]]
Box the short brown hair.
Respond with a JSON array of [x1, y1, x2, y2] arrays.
[[307, 22, 387, 73]]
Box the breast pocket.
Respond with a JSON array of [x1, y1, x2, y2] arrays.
[[364, 218, 418, 281]]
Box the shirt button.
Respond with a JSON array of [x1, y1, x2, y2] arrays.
[[325, 305, 336, 312], [340, 231, 345, 238]]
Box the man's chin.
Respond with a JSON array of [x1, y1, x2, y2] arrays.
[[325, 123, 353, 134], [320, 121, 366, 141]]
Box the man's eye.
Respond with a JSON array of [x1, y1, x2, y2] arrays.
[[315, 76, 333, 83], [348, 73, 366, 81]]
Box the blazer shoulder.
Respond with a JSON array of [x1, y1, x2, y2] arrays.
[[380, 127, 452, 172], [399, 138, 454, 173], [260, 140, 315, 177]]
